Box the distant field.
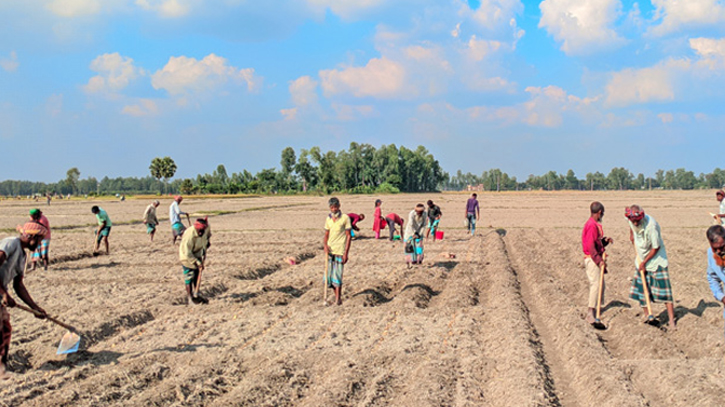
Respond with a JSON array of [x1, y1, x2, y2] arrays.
[[0, 190, 723, 407]]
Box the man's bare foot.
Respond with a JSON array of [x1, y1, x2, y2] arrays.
[[0, 364, 15, 380], [668, 321, 677, 331], [585, 314, 596, 324]]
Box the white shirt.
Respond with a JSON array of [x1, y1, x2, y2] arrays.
[[169, 201, 185, 225]]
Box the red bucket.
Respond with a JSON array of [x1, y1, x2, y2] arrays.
[[435, 231, 444, 240]]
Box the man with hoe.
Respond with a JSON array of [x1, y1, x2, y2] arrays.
[[626, 205, 676, 330], [170, 195, 189, 244], [143, 200, 161, 242], [179, 218, 211, 305], [29, 209, 51, 271], [426, 199, 442, 241], [0, 221, 49, 378], [465, 193, 480, 236], [323, 197, 352, 306], [581, 202, 613, 328], [706, 225, 725, 338], [91, 206, 112, 255]]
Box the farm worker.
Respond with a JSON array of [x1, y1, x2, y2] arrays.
[[426, 200, 442, 240], [385, 213, 404, 241], [179, 218, 210, 305], [405, 204, 428, 264], [372, 199, 386, 239], [465, 193, 480, 236], [143, 201, 160, 242], [91, 206, 112, 255], [706, 225, 725, 338], [347, 213, 365, 238], [169, 196, 188, 244], [626, 205, 676, 330], [714, 190, 725, 225], [582, 202, 613, 326], [29, 209, 51, 271], [324, 197, 352, 306], [0, 222, 49, 378]]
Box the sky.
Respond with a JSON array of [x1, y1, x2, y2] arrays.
[[1, 0, 724, 182]]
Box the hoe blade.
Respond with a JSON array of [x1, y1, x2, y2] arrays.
[[57, 331, 81, 355]]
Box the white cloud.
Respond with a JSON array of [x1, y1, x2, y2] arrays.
[[135, 0, 190, 18], [289, 76, 318, 107], [122, 99, 159, 116], [605, 64, 677, 106], [459, 0, 524, 31], [0, 51, 18, 72], [331, 103, 376, 121], [84, 53, 143, 94], [657, 112, 674, 123], [46, 0, 101, 17], [690, 37, 725, 69], [319, 57, 406, 98], [280, 108, 298, 121], [151, 54, 261, 96], [466, 35, 503, 61], [305, 0, 386, 20], [650, 0, 725, 36], [539, 0, 625, 55], [451, 23, 461, 38]]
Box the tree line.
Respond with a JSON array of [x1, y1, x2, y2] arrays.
[[2, 146, 725, 196]]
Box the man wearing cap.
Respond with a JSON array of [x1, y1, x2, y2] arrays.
[[91, 206, 112, 255], [405, 204, 429, 264], [425, 200, 442, 241], [372, 199, 385, 239], [179, 218, 211, 305], [324, 197, 352, 306], [0, 222, 49, 377], [714, 191, 725, 225], [626, 204, 676, 329], [29, 209, 51, 271], [143, 201, 160, 242], [385, 212, 404, 241], [170, 196, 188, 244], [706, 225, 725, 338]]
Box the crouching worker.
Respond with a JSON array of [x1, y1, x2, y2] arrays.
[[324, 197, 351, 306], [179, 218, 210, 305], [706, 225, 725, 338], [0, 222, 49, 378]]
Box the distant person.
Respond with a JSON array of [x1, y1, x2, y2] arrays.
[[385, 212, 404, 241], [706, 225, 725, 339], [714, 190, 725, 225], [179, 218, 210, 305], [626, 205, 676, 330], [120, 195, 125, 202], [347, 213, 365, 238], [323, 197, 352, 306], [372, 199, 385, 239], [581, 202, 613, 328], [169, 196, 188, 244], [143, 201, 160, 242], [29, 209, 51, 271], [46, 193, 51, 206], [91, 206, 112, 255], [404, 204, 428, 265], [465, 193, 480, 236], [426, 200, 442, 240], [0, 222, 49, 378]]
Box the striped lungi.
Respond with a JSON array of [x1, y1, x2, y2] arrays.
[[629, 266, 673, 306]]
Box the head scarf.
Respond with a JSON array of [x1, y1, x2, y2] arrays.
[[194, 217, 209, 232], [717, 190, 725, 197], [624, 207, 644, 222], [17, 221, 48, 238], [174, 195, 182, 202], [29, 208, 41, 217]]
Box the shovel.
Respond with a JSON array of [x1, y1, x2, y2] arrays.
[[14, 304, 81, 354], [323, 251, 329, 306], [592, 254, 607, 330]]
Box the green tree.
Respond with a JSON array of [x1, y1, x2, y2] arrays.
[[180, 179, 194, 194], [149, 157, 178, 193], [65, 167, 80, 194]]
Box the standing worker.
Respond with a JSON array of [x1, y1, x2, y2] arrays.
[[465, 193, 480, 236], [91, 206, 112, 255], [372, 199, 385, 239], [706, 225, 725, 338], [714, 190, 725, 225], [324, 197, 352, 306], [0, 222, 49, 378], [179, 218, 210, 305], [170, 196, 188, 244], [581, 202, 613, 327], [625, 205, 676, 330], [29, 209, 51, 271], [143, 201, 160, 242], [405, 204, 428, 265], [426, 200, 442, 241]]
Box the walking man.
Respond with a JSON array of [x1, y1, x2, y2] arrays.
[[91, 206, 112, 255], [0, 222, 49, 378], [426, 200, 442, 240], [706, 225, 725, 338], [170, 196, 188, 244], [385, 213, 404, 241], [582, 202, 613, 327], [465, 193, 480, 236], [29, 209, 51, 271], [324, 197, 351, 306], [405, 204, 428, 265], [626, 205, 676, 329], [179, 218, 210, 305], [143, 200, 160, 242]]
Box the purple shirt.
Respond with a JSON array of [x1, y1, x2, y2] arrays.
[[466, 198, 479, 214]]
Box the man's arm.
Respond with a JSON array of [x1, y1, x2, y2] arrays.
[[12, 276, 46, 318], [476, 202, 480, 219], [639, 246, 659, 272], [707, 254, 725, 303], [323, 230, 330, 254], [0, 251, 12, 307], [343, 229, 352, 264]]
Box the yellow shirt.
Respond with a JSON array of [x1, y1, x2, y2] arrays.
[[325, 213, 351, 256], [179, 227, 206, 268]]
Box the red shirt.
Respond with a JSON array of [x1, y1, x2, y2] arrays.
[[385, 213, 404, 226], [582, 217, 604, 264], [347, 213, 360, 227]]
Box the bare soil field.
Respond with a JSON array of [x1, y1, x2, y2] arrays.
[[0, 191, 723, 407]]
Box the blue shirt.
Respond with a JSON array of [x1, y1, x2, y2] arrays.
[[707, 247, 725, 302]]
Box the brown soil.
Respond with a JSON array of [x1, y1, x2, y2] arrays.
[[0, 191, 723, 406]]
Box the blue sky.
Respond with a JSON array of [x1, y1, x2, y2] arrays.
[[1, 0, 724, 182]]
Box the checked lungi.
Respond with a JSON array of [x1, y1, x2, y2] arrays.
[[629, 265, 674, 306], [325, 254, 344, 288]]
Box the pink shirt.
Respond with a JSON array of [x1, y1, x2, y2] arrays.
[[37, 215, 51, 240], [581, 217, 603, 264]]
